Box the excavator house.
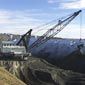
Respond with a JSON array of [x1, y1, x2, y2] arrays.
[[0, 29, 32, 61]]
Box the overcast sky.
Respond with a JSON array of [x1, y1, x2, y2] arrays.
[[0, 0, 85, 38]]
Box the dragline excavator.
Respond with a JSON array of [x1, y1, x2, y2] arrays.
[[17, 10, 82, 57], [0, 10, 81, 61]]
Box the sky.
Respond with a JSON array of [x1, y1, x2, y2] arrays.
[[0, 0, 85, 38]]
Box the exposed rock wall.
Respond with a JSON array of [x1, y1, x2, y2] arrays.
[[0, 57, 85, 85]]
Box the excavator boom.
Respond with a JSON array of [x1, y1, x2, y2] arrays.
[[29, 10, 81, 50]]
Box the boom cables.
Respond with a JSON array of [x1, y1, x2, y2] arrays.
[[32, 13, 73, 35]]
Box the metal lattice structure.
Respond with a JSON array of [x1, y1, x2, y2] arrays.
[[29, 10, 81, 50]]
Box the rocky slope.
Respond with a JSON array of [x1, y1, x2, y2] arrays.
[[0, 56, 85, 85]]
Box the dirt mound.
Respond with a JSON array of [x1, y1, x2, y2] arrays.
[[0, 67, 26, 85]]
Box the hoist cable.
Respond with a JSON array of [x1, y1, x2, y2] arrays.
[[79, 10, 82, 42]]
